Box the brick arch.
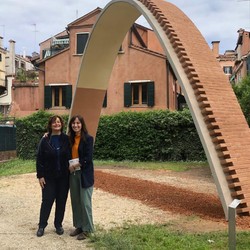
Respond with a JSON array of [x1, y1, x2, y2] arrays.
[[70, 0, 250, 218]]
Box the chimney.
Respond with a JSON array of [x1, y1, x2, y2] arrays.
[[9, 39, 16, 75], [211, 41, 220, 57]]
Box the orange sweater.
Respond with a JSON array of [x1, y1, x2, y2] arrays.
[[72, 134, 80, 159]]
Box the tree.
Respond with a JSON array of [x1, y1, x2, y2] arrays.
[[232, 75, 250, 126]]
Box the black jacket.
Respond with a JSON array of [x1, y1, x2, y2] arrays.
[[77, 133, 94, 188], [36, 133, 71, 179]]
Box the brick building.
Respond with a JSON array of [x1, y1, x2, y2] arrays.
[[211, 28, 250, 84], [231, 28, 250, 83], [0, 38, 36, 117], [33, 8, 182, 117], [8, 9, 249, 118]]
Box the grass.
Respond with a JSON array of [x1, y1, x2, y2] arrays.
[[0, 158, 36, 176], [94, 160, 209, 171], [90, 224, 250, 250], [1, 158, 249, 249], [0, 158, 208, 177]]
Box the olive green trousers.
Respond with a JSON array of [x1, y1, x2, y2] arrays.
[[69, 171, 94, 233]]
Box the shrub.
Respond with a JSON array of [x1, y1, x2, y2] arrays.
[[16, 109, 205, 161], [94, 109, 205, 161], [16, 110, 68, 159]]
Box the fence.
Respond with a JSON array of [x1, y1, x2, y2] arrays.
[[0, 117, 16, 161]]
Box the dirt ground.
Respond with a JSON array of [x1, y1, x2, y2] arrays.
[[0, 165, 250, 249]]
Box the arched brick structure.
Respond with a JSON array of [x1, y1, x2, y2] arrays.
[[70, 0, 250, 218]]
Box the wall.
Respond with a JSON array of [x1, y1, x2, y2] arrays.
[[0, 151, 16, 161], [10, 81, 39, 116], [36, 9, 180, 118]]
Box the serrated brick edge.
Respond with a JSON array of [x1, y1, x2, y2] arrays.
[[137, 0, 250, 215]]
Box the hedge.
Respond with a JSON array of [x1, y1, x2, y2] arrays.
[[94, 109, 205, 161], [15, 109, 206, 161], [15, 110, 68, 159]]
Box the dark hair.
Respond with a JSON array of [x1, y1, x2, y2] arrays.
[[47, 115, 64, 133], [68, 115, 88, 146]]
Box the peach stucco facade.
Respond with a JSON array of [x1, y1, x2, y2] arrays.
[[35, 7, 180, 116]]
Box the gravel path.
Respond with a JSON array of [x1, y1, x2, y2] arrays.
[[0, 166, 249, 249], [0, 171, 176, 250]]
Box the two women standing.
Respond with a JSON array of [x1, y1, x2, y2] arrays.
[[36, 115, 94, 239]]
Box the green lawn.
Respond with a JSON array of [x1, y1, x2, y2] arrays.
[[1, 158, 249, 249], [0, 158, 208, 177], [90, 224, 250, 250]]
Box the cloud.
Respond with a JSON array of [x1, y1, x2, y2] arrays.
[[0, 0, 249, 55]]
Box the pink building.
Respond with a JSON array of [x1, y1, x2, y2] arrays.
[[33, 8, 182, 117], [232, 28, 250, 83], [211, 41, 235, 80]]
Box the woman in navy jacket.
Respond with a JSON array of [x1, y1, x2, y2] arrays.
[[36, 115, 71, 237], [68, 115, 94, 240]]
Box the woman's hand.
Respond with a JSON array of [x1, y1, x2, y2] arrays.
[[39, 177, 46, 189], [69, 165, 75, 173], [69, 163, 81, 173], [43, 132, 49, 138]]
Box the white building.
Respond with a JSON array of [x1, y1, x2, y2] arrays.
[[0, 37, 35, 116]]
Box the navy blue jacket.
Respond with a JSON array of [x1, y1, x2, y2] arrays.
[[36, 133, 71, 179], [77, 133, 94, 188]]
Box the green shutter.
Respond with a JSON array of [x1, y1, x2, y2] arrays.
[[124, 82, 132, 107], [64, 85, 72, 109], [42, 50, 46, 58], [0, 126, 16, 151], [44, 86, 52, 109], [77, 33, 89, 54], [147, 82, 154, 107]]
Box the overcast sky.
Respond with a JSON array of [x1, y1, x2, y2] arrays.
[[0, 0, 249, 56]]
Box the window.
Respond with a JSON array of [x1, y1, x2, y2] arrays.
[[124, 81, 154, 107], [177, 93, 187, 111], [21, 62, 25, 69], [44, 85, 72, 109], [132, 83, 148, 105], [223, 66, 232, 75], [0, 53, 2, 62], [76, 33, 89, 54], [42, 49, 51, 59]]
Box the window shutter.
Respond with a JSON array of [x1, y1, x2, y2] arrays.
[[42, 50, 46, 59], [76, 33, 89, 54], [147, 82, 154, 107], [124, 82, 132, 107], [44, 86, 52, 109], [64, 85, 72, 109], [102, 92, 107, 108]]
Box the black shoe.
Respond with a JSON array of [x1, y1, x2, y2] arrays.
[[56, 227, 64, 235], [37, 228, 44, 237], [70, 228, 82, 237], [77, 232, 87, 240]]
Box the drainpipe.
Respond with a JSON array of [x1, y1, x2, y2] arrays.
[[166, 60, 169, 109]]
